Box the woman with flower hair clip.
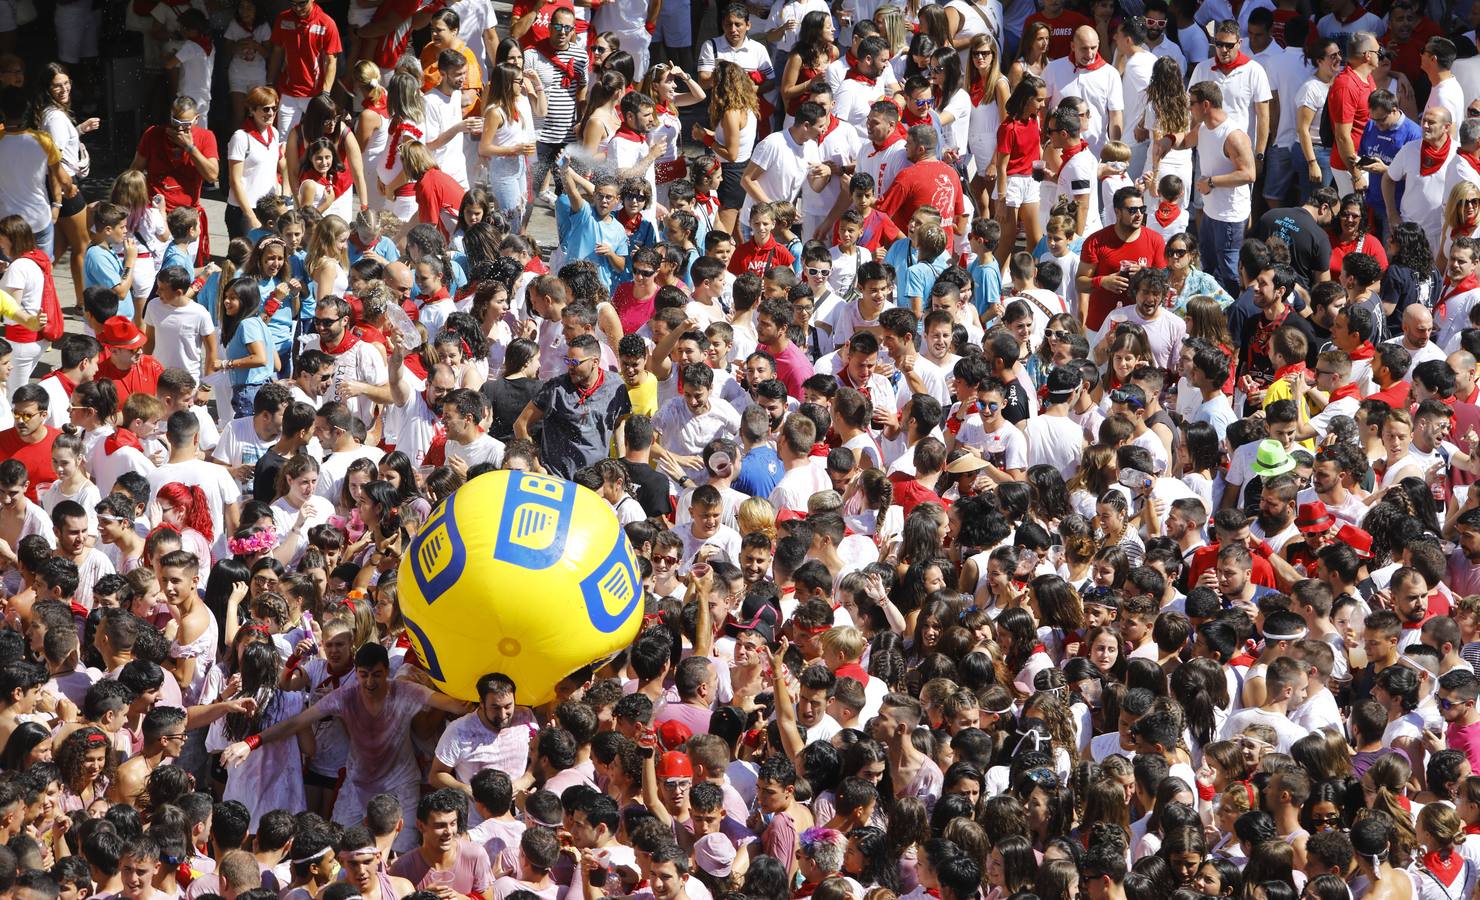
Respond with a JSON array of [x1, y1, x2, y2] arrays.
[[56, 726, 115, 814]]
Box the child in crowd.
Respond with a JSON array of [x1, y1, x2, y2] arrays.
[[161, 207, 200, 275], [1039, 214, 1080, 314], [828, 209, 871, 298], [1147, 174, 1188, 241], [84, 203, 139, 323], [1098, 140, 1134, 218]]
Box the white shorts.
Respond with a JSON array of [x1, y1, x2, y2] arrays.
[[278, 94, 312, 134], [1000, 173, 1037, 208]]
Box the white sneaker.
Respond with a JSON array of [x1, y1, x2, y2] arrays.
[[537, 189, 557, 208]]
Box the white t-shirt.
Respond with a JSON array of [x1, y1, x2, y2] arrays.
[[956, 417, 1028, 470], [1385, 137, 1452, 253], [653, 397, 742, 482], [174, 40, 215, 108], [144, 300, 216, 382], [1056, 145, 1101, 235], [1042, 58, 1125, 153], [802, 120, 863, 216], [1428, 77, 1467, 130], [422, 87, 469, 187], [446, 433, 505, 469], [1187, 57, 1274, 147], [739, 128, 820, 224], [211, 417, 274, 489], [226, 126, 283, 210], [1, 256, 43, 320], [1023, 413, 1086, 476]]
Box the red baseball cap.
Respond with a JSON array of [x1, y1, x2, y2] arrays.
[[98, 316, 147, 350]]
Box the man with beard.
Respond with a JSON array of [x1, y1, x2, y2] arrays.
[[429, 673, 537, 819], [1140, 0, 1186, 69], [834, 37, 893, 139], [1251, 473, 1301, 552], [1098, 266, 1187, 373], [1297, 441, 1369, 527], [1449, 508, 1480, 596], [1392, 566, 1444, 647]]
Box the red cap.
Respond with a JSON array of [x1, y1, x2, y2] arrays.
[[655, 720, 692, 752], [98, 316, 147, 350], [1336, 524, 1373, 559], [1295, 501, 1335, 534], [655, 751, 694, 779]]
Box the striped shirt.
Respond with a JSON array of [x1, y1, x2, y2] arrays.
[[523, 45, 587, 144]]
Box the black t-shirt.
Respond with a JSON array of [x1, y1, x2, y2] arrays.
[[1002, 379, 1032, 425], [623, 460, 673, 518], [253, 449, 287, 503], [481, 376, 544, 442], [1254, 207, 1332, 288], [1380, 264, 1440, 341]]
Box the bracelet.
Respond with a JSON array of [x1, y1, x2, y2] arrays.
[[244, 734, 262, 750]]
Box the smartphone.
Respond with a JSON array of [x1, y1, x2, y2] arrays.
[[1357, 155, 1378, 167]]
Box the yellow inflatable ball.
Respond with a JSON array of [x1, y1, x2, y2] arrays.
[[398, 470, 643, 705]]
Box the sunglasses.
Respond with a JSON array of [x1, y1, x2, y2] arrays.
[[805, 267, 831, 277], [1213, 40, 1239, 50], [633, 268, 657, 279], [1441, 697, 1473, 710], [563, 355, 593, 367], [653, 555, 679, 566], [314, 316, 343, 329], [914, 97, 935, 108], [1167, 248, 1188, 258], [623, 192, 650, 202], [1120, 205, 1146, 215], [550, 23, 574, 32], [1110, 388, 1145, 409], [1045, 329, 1068, 340]]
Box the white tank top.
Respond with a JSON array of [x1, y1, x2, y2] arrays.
[[715, 109, 758, 163], [361, 109, 389, 179], [1197, 114, 1249, 223]]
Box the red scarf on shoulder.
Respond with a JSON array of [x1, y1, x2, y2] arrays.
[[321, 327, 360, 356], [105, 427, 143, 456], [1213, 52, 1253, 73], [537, 39, 579, 87]]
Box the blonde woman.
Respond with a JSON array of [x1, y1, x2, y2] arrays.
[[379, 71, 427, 220], [480, 62, 543, 227], [966, 34, 1009, 216], [1438, 181, 1480, 271], [874, 5, 910, 65], [736, 497, 777, 541], [692, 60, 758, 236], [306, 216, 351, 314], [353, 61, 391, 212]]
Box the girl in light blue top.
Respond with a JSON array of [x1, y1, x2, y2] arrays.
[[218, 276, 276, 417]]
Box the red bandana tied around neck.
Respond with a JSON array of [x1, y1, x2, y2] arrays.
[[1155, 200, 1182, 227], [105, 427, 143, 456], [969, 74, 989, 107], [809, 442, 830, 457], [1459, 149, 1480, 179], [188, 34, 212, 55], [1424, 850, 1465, 884], [1349, 340, 1376, 361], [44, 371, 76, 397], [844, 68, 877, 86], [616, 208, 643, 236], [655, 102, 675, 117], [1062, 139, 1089, 165], [1213, 52, 1253, 73], [1274, 361, 1307, 383], [612, 125, 646, 144], [1422, 135, 1452, 175], [574, 367, 607, 404], [321, 327, 360, 356], [1329, 382, 1362, 403], [1074, 53, 1108, 72], [242, 118, 275, 149], [1438, 274, 1480, 324], [306, 166, 353, 199], [902, 105, 930, 126], [538, 39, 579, 88], [364, 93, 388, 117]]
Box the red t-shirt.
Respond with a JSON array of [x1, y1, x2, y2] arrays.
[[0, 427, 59, 501], [97, 354, 165, 401], [1327, 66, 1375, 173], [1328, 233, 1388, 280], [876, 159, 967, 238], [367, 0, 426, 70], [1366, 381, 1411, 408], [1381, 18, 1441, 83], [270, 3, 342, 98], [1022, 9, 1093, 60], [1187, 542, 1278, 591], [135, 125, 219, 210], [415, 168, 467, 243], [728, 239, 794, 276], [1078, 225, 1168, 330], [997, 118, 1041, 175], [887, 473, 951, 518]]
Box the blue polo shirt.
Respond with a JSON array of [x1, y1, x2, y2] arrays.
[[83, 244, 132, 320]]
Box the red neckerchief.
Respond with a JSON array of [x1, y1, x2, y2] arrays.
[[902, 105, 930, 126], [1349, 340, 1376, 360], [809, 442, 830, 457], [655, 102, 675, 117], [1437, 273, 1480, 324], [869, 123, 907, 155], [1155, 200, 1182, 227], [364, 93, 388, 117], [1274, 361, 1307, 382], [616, 208, 643, 236], [844, 68, 877, 86], [793, 882, 820, 899], [820, 115, 840, 140], [1336, 3, 1369, 24], [695, 191, 719, 216], [305, 166, 353, 198], [1061, 139, 1089, 165], [419, 286, 450, 312], [1422, 135, 1452, 175], [385, 120, 423, 172], [1424, 850, 1465, 883], [923, 890, 942, 898], [537, 39, 579, 87], [242, 117, 275, 149], [44, 371, 76, 397], [1330, 382, 1362, 403], [1074, 53, 1108, 72], [969, 74, 988, 106], [612, 124, 646, 144], [187, 33, 212, 55], [1213, 52, 1253, 73], [574, 368, 607, 404], [322, 662, 353, 691], [1467, 824, 1480, 836], [1460, 149, 1480, 177], [105, 428, 143, 456], [321, 327, 361, 356]]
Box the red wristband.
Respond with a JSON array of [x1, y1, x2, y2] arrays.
[[244, 734, 262, 750], [190, 277, 207, 292]]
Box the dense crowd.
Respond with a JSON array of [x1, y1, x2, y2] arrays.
[[6, 2, 1480, 900]]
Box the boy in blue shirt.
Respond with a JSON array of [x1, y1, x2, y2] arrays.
[[83, 202, 138, 322], [968, 218, 1003, 319], [561, 164, 629, 293], [160, 207, 199, 275]]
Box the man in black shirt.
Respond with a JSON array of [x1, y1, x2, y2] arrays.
[[620, 415, 674, 519], [1238, 265, 1317, 413], [1252, 186, 1339, 289]]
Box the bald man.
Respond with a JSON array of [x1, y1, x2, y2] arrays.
[[1384, 105, 1454, 252], [1390, 304, 1447, 379], [1451, 351, 1478, 404], [1041, 26, 1124, 154]]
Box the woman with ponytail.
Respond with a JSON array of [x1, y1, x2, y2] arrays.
[[1350, 816, 1413, 900], [1363, 752, 1418, 869], [844, 468, 901, 550], [1415, 804, 1473, 900], [206, 639, 305, 829], [154, 482, 214, 564]]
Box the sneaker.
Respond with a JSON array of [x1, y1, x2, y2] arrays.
[[537, 189, 557, 208]]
